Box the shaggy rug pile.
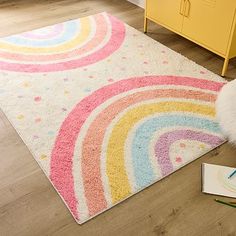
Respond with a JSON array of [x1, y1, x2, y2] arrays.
[[0, 12, 226, 223]]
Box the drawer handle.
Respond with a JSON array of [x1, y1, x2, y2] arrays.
[[184, 0, 191, 17], [179, 0, 186, 15]]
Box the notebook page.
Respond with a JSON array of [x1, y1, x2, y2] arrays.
[[202, 163, 236, 198]]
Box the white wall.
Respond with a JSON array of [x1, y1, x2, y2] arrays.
[[127, 0, 145, 8]]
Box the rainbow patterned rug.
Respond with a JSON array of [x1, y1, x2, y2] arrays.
[[0, 12, 226, 223]]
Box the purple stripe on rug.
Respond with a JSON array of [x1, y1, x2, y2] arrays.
[[155, 130, 223, 176]]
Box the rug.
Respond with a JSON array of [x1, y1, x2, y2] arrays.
[[0, 12, 226, 224]]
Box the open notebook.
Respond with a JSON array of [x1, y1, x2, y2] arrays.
[[202, 163, 236, 198]]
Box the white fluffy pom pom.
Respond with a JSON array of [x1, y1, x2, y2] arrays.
[[216, 79, 236, 144]]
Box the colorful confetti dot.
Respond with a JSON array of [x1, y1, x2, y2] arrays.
[[143, 61, 148, 65], [64, 90, 69, 95], [199, 144, 205, 149], [34, 96, 41, 102], [89, 75, 94, 79], [180, 143, 186, 148], [62, 108, 67, 112], [40, 154, 47, 160], [23, 82, 30, 87], [163, 61, 169, 64], [175, 157, 182, 163], [17, 114, 24, 120], [35, 118, 41, 123]]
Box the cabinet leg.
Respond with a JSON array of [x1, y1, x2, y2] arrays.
[[221, 58, 229, 77], [144, 16, 147, 33]]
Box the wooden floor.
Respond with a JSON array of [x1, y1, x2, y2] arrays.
[[1, 0, 236, 235]]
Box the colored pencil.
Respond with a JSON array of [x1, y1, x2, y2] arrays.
[[228, 169, 236, 179], [214, 199, 236, 208]]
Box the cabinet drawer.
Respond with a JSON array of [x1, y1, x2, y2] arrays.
[[182, 0, 236, 55], [146, 0, 184, 33]]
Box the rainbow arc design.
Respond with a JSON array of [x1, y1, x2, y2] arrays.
[[50, 76, 225, 223], [0, 12, 227, 225], [0, 12, 125, 72]]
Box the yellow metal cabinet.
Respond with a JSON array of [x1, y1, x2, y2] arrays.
[[144, 0, 236, 76], [182, 0, 235, 55], [146, 0, 183, 33]]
